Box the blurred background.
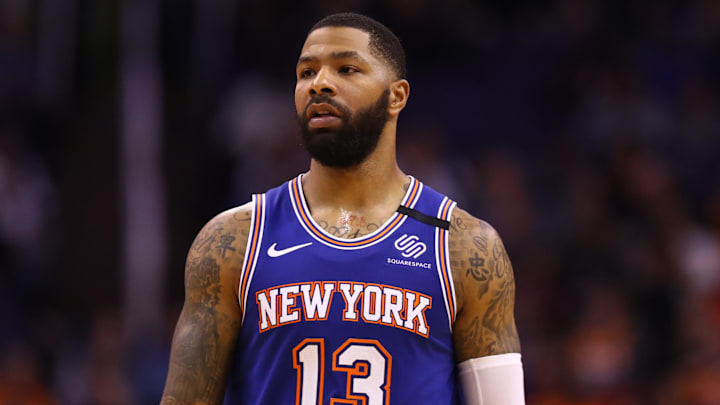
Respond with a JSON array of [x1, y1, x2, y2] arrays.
[[2, 0, 720, 404]]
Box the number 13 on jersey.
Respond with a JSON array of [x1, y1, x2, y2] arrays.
[[293, 338, 392, 405]]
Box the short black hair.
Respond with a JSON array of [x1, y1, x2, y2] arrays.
[[310, 13, 407, 80]]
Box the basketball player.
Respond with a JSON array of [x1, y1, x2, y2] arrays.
[[161, 13, 524, 405]]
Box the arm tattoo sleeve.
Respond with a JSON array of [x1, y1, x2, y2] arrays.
[[450, 210, 520, 362], [161, 210, 247, 404]]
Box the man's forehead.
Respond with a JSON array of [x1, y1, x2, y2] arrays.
[[300, 27, 372, 59]]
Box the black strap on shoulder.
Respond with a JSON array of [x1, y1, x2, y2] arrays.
[[397, 205, 450, 230]]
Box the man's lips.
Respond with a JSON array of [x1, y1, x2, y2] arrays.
[[308, 115, 341, 128], [306, 102, 343, 129], [306, 102, 342, 119]]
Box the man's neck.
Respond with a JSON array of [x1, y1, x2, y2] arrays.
[[299, 126, 409, 239], [302, 125, 408, 211], [303, 157, 408, 211]]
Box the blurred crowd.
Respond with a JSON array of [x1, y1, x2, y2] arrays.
[[1, 0, 720, 404]]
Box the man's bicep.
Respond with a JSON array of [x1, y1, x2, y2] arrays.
[[162, 209, 249, 404], [450, 211, 520, 363], [163, 261, 240, 402]]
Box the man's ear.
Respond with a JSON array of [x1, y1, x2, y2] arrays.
[[388, 79, 410, 117]]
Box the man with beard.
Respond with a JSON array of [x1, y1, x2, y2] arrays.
[[161, 13, 525, 405]]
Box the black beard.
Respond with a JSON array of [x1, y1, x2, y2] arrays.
[[298, 89, 390, 168]]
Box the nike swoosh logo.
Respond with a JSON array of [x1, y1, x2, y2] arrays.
[[267, 242, 313, 258]]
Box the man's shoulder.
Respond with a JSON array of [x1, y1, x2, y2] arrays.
[[446, 206, 507, 314], [204, 201, 254, 238], [446, 206, 503, 275], [448, 206, 500, 244], [218, 201, 254, 224], [188, 202, 254, 267]]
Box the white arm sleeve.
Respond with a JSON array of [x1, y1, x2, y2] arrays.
[[458, 353, 526, 405]]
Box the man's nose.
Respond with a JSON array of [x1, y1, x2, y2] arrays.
[[309, 67, 337, 96]]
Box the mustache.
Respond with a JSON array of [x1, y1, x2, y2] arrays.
[[302, 95, 348, 118]]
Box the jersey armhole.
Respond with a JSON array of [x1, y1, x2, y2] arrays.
[[237, 193, 267, 326], [434, 197, 458, 332]]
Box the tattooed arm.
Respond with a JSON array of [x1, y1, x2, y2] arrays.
[[160, 203, 252, 405], [449, 207, 521, 362], [449, 208, 524, 403]]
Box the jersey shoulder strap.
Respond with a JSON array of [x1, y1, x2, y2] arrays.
[[397, 181, 454, 230]]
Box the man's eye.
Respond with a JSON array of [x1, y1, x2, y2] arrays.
[[300, 69, 314, 78], [339, 66, 359, 74]]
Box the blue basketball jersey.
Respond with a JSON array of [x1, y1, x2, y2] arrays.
[[225, 174, 460, 405]]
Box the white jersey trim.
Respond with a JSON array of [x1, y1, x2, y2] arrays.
[[238, 193, 266, 325], [434, 196, 458, 331], [445, 201, 457, 320]]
